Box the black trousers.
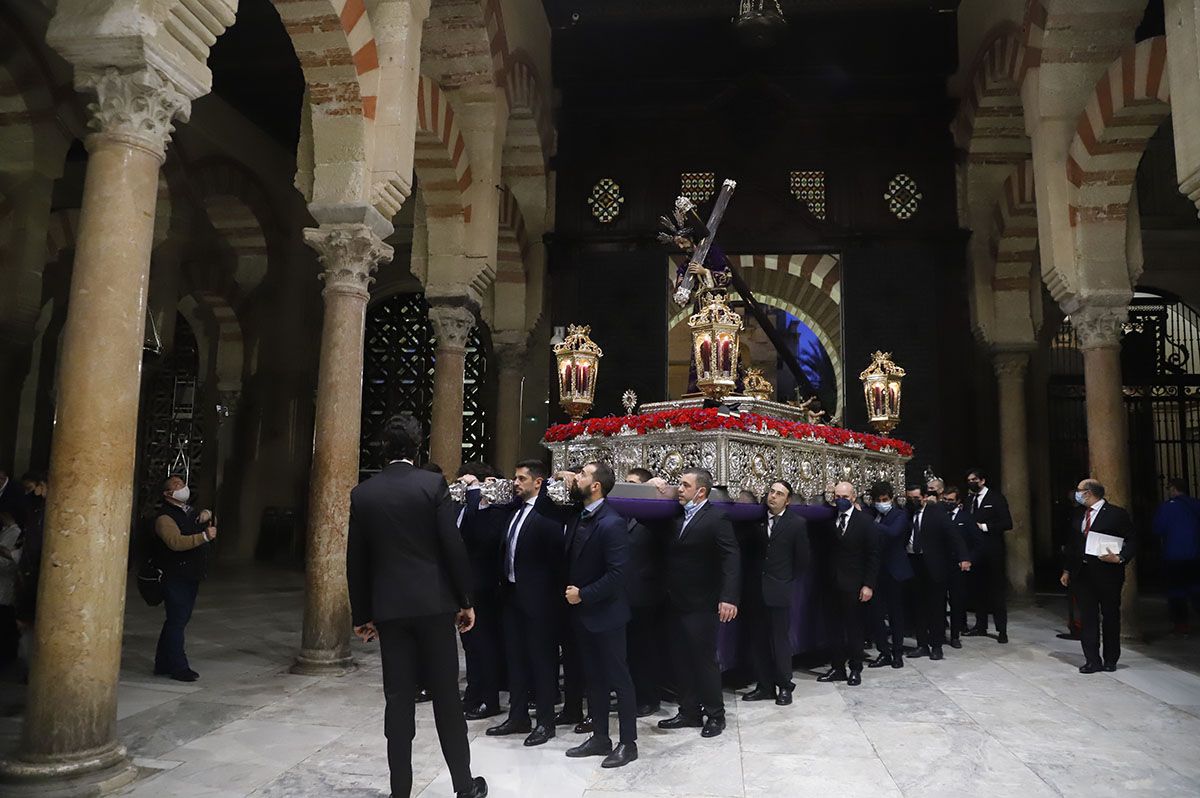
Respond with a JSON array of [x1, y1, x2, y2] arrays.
[[154, 576, 199, 675], [627, 604, 662, 706], [947, 567, 968, 639], [377, 614, 473, 798], [909, 556, 947, 648], [750, 603, 794, 691], [1075, 560, 1125, 666], [502, 598, 558, 726], [973, 534, 1008, 633], [560, 614, 585, 718], [575, 619, 638, 743], [0, 605, 18, 666], [668, 608, 724, 721], [461, 589, 503, 709], [1164, 559, 1200, 625], [829, 589, 867, 673], [871, 573, 907, 658]]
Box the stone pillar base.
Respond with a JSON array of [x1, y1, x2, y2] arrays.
[[290, 648, 357, 676], [0, 742, 137, 796]]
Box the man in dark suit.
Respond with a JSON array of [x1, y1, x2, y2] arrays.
[[1062, 478, 1136, 673], [818, 481, 880, 686], [741, 480, 810, 705], [346, 415, 487, 798], [455, 462, 506, 720], [940, 484, 978, 648], [658, 467, 740, 738], [486, 459, 567, 747], [866, 481, 911, 670], [561, 462, 639, 768], [623, 468, 668, 716], [903, 486, 969, 660], [964, 467, 1013, 643]]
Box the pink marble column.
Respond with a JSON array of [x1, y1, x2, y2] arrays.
[[492, 332, 529, 471], [427, 304, 476, 476], [993, 349, 1034, 595], [292, 224, 393, 675], [0, 68, 187, 791]]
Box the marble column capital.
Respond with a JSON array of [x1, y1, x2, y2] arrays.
[[992, 350, 1031, 381], [79, 67, 190, 162], [428, 304, 476, 354], [1071, 305, 1128, 351], [304, 224, 394, 301], [492, 332, 530, 374]]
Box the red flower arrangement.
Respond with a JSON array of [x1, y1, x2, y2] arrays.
[[543, 408, 914, 457]]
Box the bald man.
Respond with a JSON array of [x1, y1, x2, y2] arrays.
[[817, 482, 881, 686]]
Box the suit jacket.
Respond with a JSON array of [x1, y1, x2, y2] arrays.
[[666, 502, 741, 612], [910, 503, 967, 582], [566, 500, 631, 632], [346, 462, 472, 627], [948, 505, 983, 563], [970, 487, 1013, 537], [625, 517, 668, 607], [458, 487, 506, 594], [746, 509, 811, 607], [1065, 501, 1136, 576], [830, 507, 881, 594], [872, 505, 914, 582], [497, 487, 569, 617]]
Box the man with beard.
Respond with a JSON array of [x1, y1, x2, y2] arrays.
[[560, 462, 639, 768]]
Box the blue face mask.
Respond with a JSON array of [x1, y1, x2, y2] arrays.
[[834, 497, 852, 512], [874, 501, 893, 514], [1074, 491, 1087, 506]]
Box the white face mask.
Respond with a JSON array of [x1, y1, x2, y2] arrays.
[[874, 502, 893, 514], [171, 486, 191, 504]]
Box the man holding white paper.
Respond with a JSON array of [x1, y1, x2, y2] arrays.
[[1060, 479, 1135, 674]]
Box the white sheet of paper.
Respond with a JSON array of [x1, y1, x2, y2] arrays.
[[1085, 531, 1124, 557]]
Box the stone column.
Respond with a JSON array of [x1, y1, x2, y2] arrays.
[[0, 68, 188, 791], [994, 350, 1034, 595], [428, 303, 476, 475], [1073, 305, 1139, 635], [492, 332, 529, 471], [292, 224, 393, 675], [1165, 0, 1200, 212]]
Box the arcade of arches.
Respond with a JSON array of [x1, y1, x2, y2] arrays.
[[1, 0, 1200, 794]]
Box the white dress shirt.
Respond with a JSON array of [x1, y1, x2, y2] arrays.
[[506, 497, 537, 582]]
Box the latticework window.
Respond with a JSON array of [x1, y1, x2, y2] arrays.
[[884, 173, 922, 220], [789, 170, 826, 220], [587, 177, 625, 223], [680, 172, 716, 204], [361, 293, 491, 477]]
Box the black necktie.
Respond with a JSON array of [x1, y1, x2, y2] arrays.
[[837, 513, 848, 534], [767, 516, 776, 538], [972, 495, 980, 514], [506, 505, 529, 580]]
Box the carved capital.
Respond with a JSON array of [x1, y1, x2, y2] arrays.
[[80, 68, 190, 161], [1071, 305, 1127, 351], [428, 304, 476, 353], [992, 350, 1030, 381], [492, 332, 530, 373], [304, 224, 394, 301]]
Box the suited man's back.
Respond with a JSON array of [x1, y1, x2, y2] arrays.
[[625, 518, 668, 607], [347, 462, 472, 626]]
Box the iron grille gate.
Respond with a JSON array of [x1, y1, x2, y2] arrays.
[[360, 293, 492, 478], [1048, 294, 1200, 586]]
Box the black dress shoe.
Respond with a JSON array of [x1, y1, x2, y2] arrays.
[[930, 647, 944, 661], [1102, 663, 1117, 672], [997, 632, 1009, 644], [741, 688, 776, 702], [846, 671, 862, 686], [415, 689, 432, 703], [565, 735, 612, 758], [657, 713, 703, 729], [1079, 662, 1102, 674], [817, 668, 848, 683], [909, 646, 931, 659], [700, 717, 726, 738], [553, 711, 583, 728], [465, 704, 503, 721], [635, 703, 660, 718], [867, 653, 893, 669], [573, 717, 593, 735], [891, 656, 904, 669], [457, 775, 488, 798], [523, 725, 555, 746], [775, 689, 793, 706], [964, 627, 988, 637], [949, 638, 963, 649], [170, 669, 199, 683], [601, 742, 638, 768], [485, 718, 532, 736]]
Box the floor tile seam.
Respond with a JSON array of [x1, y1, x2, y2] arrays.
[[845, 712, 906, 797]]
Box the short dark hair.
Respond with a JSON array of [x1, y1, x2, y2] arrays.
[[457, 461, 498, 480], [771, 479, 795, 497], [587, 461, 617, 497], [626, 467, 654, 483], [515, 459, 548, 481], [943, 484, 961, 497], [422, 462, 444, 475], [1168, 477, 1188, 494], [870, 481, 894, 500], [905, 483, 922, 494], [682, 467, 714, 496], [966, 467, 988, 483], [381, 414, 422, 461]]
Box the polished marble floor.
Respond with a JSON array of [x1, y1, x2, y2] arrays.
[[3, 566, 1200, 797]]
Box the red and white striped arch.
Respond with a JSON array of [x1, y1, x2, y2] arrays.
[[190, 290, 245, 391], [415, 75, 474, 224], [955, 24, 1028, 163], [273, 0, 378, 118], [990, 160, 1038, 292]]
